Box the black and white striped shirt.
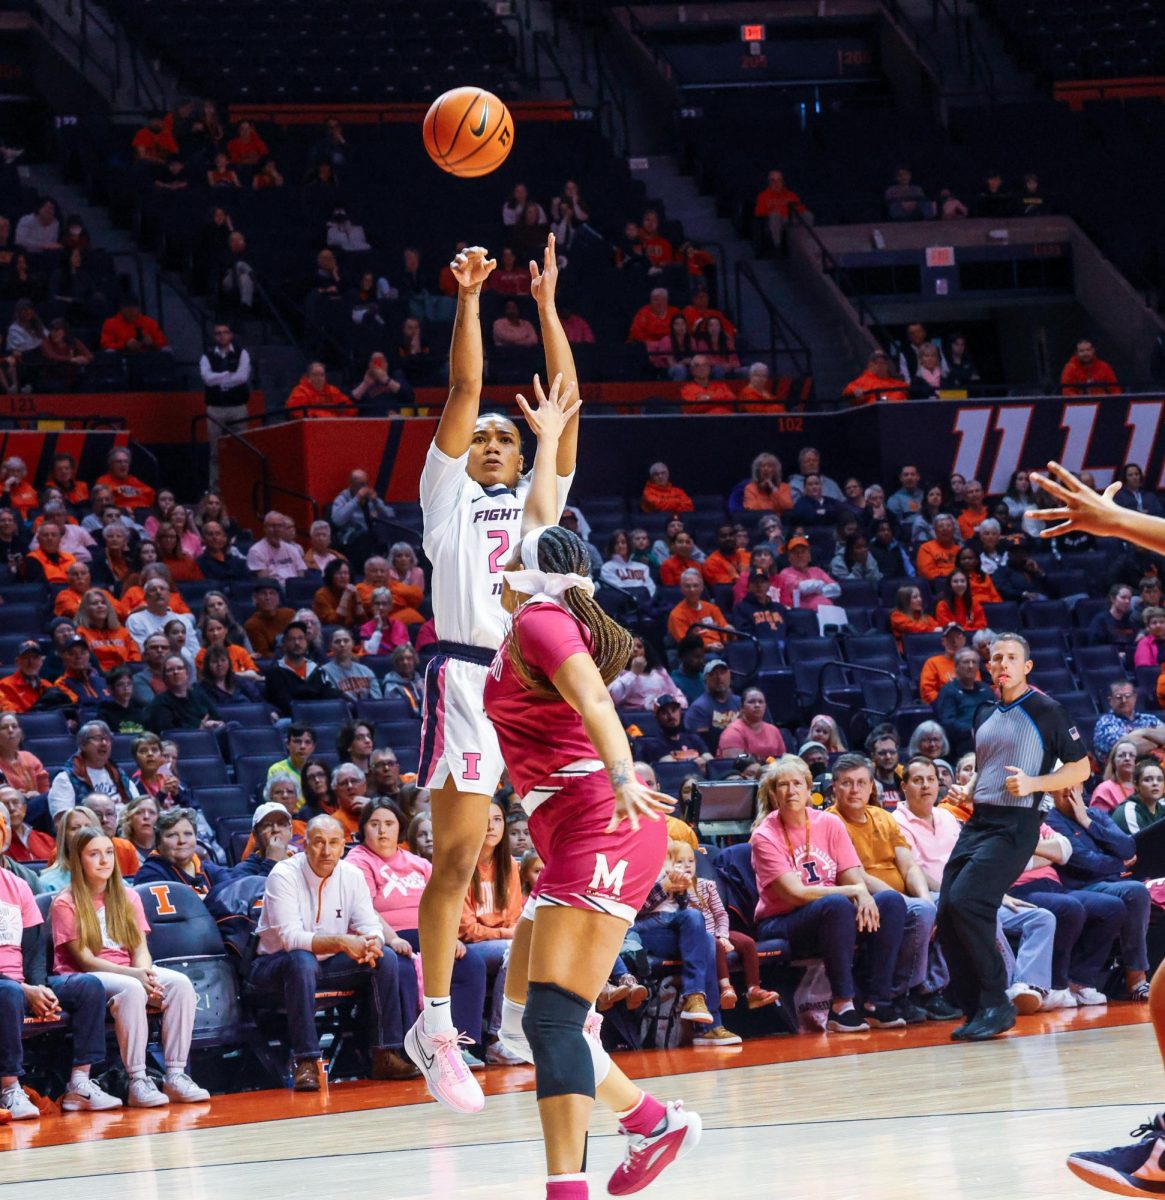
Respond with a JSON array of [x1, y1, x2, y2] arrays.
[[972, 689, 1087, 810]]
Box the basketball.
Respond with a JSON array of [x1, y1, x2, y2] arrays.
[[422, 86, 515, 178]]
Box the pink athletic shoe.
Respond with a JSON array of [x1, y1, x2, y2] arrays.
[[404, 1017, 485, 1114], [607, 1100, 703, 1195]]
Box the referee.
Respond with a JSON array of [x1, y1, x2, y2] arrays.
[[936, 632, 1090, 1041]]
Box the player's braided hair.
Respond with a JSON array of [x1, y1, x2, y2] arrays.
[[509, 525, 633, 698]]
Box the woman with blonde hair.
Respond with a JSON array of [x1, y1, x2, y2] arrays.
[[1090, 739, 1138, 813], [118, 793, 160, 871], [51, 826, 210, 1105], [75, 588, 140, 671], [750, 754, 906, 1031], [38, 804, 101, 893], [743, 452, 793, 513]]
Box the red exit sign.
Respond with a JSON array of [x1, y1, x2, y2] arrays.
[[741, 23, 766, 41]]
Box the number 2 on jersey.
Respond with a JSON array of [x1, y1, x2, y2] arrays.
[[486, 529, 510, 573]]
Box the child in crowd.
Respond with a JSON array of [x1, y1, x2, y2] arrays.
[[667, 840, 779, 1011], [519, 849, 544, 895]]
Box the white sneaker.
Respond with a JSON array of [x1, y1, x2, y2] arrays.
[[60, 1076, 123, 1111], [1071, 985, 1108, 1006], [404, 1017, 485, 1114], [163, 1072, 210, 1103], [127, 1077, 169, 1108], [1006, 983, 1044, 1016], [484, 1040, 527, 1066], [0, 1082, 39, 1120], [1041, 988, 1078, 1011]]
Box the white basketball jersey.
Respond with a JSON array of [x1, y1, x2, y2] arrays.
[[421, 442, 574, 649]]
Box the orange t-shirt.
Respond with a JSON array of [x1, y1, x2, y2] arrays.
[[628, 306, 679, 344], [24, 548, 76, 584], [1060, 357, 1119, 396], [56, 586, 127, 622], [668, 600, 727, 647], [77, 627, 141, 672], [2, 481, 38, 518], [968, 573, 1002, 607], [120, 587, 189, 615], [287, 379, 357, 419], [742, 481, 793, 512], [641, 483, 694, 514], [228, 133, 269, 162], [844, 371, 909, 404], [916, 541, 959, 580], [919, 653, 956, 704], [679, 381, 735, 415], [682, 306, 736, 338], [754, 186, 804, 220], [934, 598, 987, 632], [95, 472, 157, 509], [195, 643, 258, 675], [957, 506, 988, 542], [701, 549, 749, 585], [889, 611, 940, 650], [737, 385, 785, 414]]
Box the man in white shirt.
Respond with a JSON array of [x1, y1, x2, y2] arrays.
[[125, 578, 200, 652], [245, 512, 306, 581], [198, 322, 252, 490], [248, 815, 419, 1090]]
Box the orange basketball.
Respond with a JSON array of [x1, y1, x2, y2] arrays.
[[423, 86, 515, 178]]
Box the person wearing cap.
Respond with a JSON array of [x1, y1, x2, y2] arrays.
[[667, 568, 728, 651], [52, 637, 112, 714], [630, 695, 711, 766], [843, 349, 909, 405], [775, 536, 841, 613], [125, 577, 200, 653], [934, 648, 993, 757], [733, 568, 789, 640], [717, 687, 785, 761], [684, 660, 741, 744], [0, 802, 123, 1120], [0, 643, 52, 714], [920, 624, 974, 706], [243, 579, 295, 656], [640, 462, 694, 514], [234, 800, 297, 877]]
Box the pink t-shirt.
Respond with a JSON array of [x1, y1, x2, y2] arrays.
[[1013, 823, 1065, 888], [483, 602, 598, 797], [1134, 636, 1165, 668], [1090, 779, 1132, 814], [776, 565, 836, 612], [50, 887, 150, 975], [751, 808, 861, 922], [346, 843, 432, 932], [0, 870, 42, 983], [716, 718, 786, 761], [893, 804, 962, 882]]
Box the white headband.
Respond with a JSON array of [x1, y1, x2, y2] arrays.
[[506, 525, 595, 603]]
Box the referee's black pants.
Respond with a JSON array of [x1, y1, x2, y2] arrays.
[[937, 805, 1043, 1015]]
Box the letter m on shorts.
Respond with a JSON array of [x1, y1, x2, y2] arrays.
[[589, 853, 629, 898]]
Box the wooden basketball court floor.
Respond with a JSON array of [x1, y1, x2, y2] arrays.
[[3, 1005, 1157, 1198]]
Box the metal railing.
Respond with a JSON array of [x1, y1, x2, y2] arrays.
[[733, 260, 813, 379]]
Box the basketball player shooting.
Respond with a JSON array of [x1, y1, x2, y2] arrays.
[[1023, 461, 1165, 1196], [405, 236, 580, 1113]]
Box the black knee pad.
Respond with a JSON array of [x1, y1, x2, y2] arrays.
[[522, 981, 595, 1101]]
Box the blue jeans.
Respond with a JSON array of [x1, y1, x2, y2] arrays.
[[1011, 882, 1126, 989], [248, 949, 416, 1059], [1077, 880, 1151, 974], [757, 891, 907, 1005], [0, 973, 108, 1077], [463, 939, 511, 1039], [996, 904, 1055, 991], [400, 929, 487, 1043], [635, 908, 722, 1021], [898, 895, 940, 995]]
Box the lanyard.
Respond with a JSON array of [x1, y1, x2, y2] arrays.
[[780, 811, 810, 868]]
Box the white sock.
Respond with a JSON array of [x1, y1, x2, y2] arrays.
[[69, 1068, 89, 1087], [500, 997, 528, 1047], [422, 994, 455, 1035], [834, 1000, 855, 1015]]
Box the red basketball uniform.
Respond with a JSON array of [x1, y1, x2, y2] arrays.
[[484, 602, 667, 922]]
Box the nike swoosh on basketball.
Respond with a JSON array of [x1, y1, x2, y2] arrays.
[[472, 104, 489, 136]]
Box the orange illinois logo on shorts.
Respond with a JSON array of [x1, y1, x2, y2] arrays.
[[588, 853, 629, 898]]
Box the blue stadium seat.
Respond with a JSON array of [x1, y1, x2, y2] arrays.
[[1022, 599, 1070, 627], [290, 699, 350, 726], [1073, 644, 1125, 678], [15, 711, 71, 738], [375, 721, 423, 753], [356, 697, 420, 723], [178, 757, 230, 787], [234, 755, 277, 801], [982, 601, 1021, 629], [1029, 667, 1077, 694], [163, 730, 223, 760], [217, 703, 277, 727], [227, 727, 286, 761], [191, 786, 253, 827], [24, 737, 76, 771]]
